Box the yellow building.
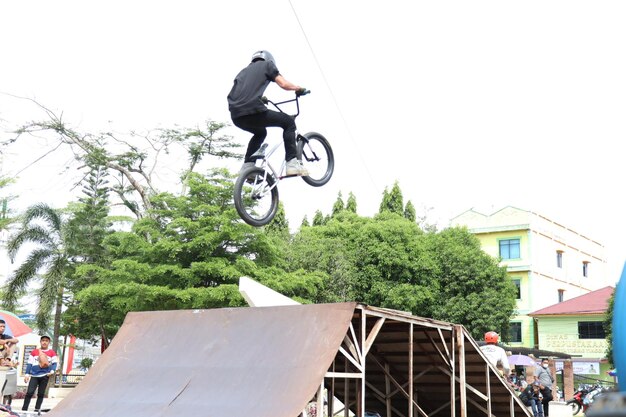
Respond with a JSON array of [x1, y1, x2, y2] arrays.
[[451, 206, 608, 349]]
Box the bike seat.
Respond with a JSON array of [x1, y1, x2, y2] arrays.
[[250, 143, 268, 160]]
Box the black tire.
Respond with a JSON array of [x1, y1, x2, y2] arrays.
[[233, 166, 279, 227], [297, 132, 334, 187], [566, 400, 581, 415]]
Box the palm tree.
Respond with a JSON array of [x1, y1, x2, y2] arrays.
[[2, 203, 69, 353]]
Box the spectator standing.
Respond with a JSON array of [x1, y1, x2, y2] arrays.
[[534, 358, 554, 417], [22, 335, 58, 412]]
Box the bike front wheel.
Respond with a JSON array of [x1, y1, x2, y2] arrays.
[[233, 167, 279, 227], [297, 132, 334, 187]]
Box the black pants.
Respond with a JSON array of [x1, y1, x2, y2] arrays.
[[542, 391, 553, 416], [233, 110, 297, 163], [22, 375, 49, 411]]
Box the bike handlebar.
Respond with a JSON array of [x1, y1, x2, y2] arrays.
[[261, 90, 311, 117], [296, 88, 311, 97]]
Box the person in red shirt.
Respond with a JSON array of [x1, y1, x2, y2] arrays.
[[22, 335, 58, 412]]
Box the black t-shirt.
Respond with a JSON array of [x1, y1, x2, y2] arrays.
[[227, 60, 280, 119]]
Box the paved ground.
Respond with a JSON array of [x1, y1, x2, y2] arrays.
[[5, 396, 64, 415]]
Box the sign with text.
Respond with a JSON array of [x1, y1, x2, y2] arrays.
[[555, 361, 600, 375], [541, 333, 607, 357]]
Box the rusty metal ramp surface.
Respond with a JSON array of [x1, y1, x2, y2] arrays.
[[49, 302, 356, 417]]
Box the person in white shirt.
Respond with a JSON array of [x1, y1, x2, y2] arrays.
[[479, 331, 510, 376]]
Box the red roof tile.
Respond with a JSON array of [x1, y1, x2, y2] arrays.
[[529, 286, 614, 316]]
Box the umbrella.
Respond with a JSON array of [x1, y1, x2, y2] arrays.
[[0, 310, 33, 337], [508, 354, 537, 366]]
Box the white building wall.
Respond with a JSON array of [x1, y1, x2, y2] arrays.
[[452, 206, 609, 345]]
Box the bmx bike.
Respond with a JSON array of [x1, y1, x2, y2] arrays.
[[233, 91, 334, 227]]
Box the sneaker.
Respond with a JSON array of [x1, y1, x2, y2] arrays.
[[285, 158, 309, 176], [239, 162, 255, 175]]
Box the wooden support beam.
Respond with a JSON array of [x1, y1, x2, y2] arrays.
[[326, 372, 363, 379], [370, 390, 407, 417], [429, 400, 451, 417], [385, 362, 392, 417], [350, 322, 364, 365], [486, 363, 492, 417], [329, 364, 335, 417], [436, 365, 489, 402], [360, 309, 366, 417], [409, 323, 414, 417], [437, 328, 451, 359], [424, 328, 451, 369], [466, 397, 496, 417], [364, 317, 385, 357], [451, 327, 455, 417], [338, 345, 363, 371], [344, 357, 350, 417], [456, 325, 467, 417], [317, 382, 323, 417]]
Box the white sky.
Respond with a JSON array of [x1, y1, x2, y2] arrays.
[[1, 1, 625, 283]]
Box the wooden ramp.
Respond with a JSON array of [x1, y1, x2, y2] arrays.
[[48, 303, 355, 417], [48, 302, 530, 417]]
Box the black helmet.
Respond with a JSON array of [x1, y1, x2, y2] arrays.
[[251, 50, 275, 65]]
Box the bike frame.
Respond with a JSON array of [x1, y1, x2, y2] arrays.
[[251, 94, 307, 182]]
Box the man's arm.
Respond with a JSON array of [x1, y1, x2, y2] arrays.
[[48, 352, 59, 374], [274, 75, 302, 92], [24, 353, 35, 381]]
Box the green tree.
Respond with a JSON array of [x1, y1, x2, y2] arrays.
[[288, 210, 362, 302], [312, 210, 325, 226], [404, 200, 416, 222], [289, 206, 516, 338], [300, 216, 310, 228], [65, 160, 112, 268], [346, 192, 357, 213], [61, 161, 116, 346], [604, 289, 615, 365], [379, 181, 404, 215], [9, 103, 241, 219], [2, 204, 70, 352], [425, 227, 516, 340], [0, 176, 16, 232], [64, 171, 324, 343], [332, 192, 344, 216], [265, 202, 289, 238], [80, 357, 94, 370]]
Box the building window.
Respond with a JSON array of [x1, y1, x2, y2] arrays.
[[583, 261, 589, 277], [558, 289, 564, 303], [556, 250, 563, 268], [513, 279, 521, 300], [578, 321, 606, 339], [499, 239, 520, 260], [509, 322, 522, 343]]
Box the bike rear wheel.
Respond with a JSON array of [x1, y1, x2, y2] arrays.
[[233, 167, 279, 227], [297, 132, 334, 187]]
